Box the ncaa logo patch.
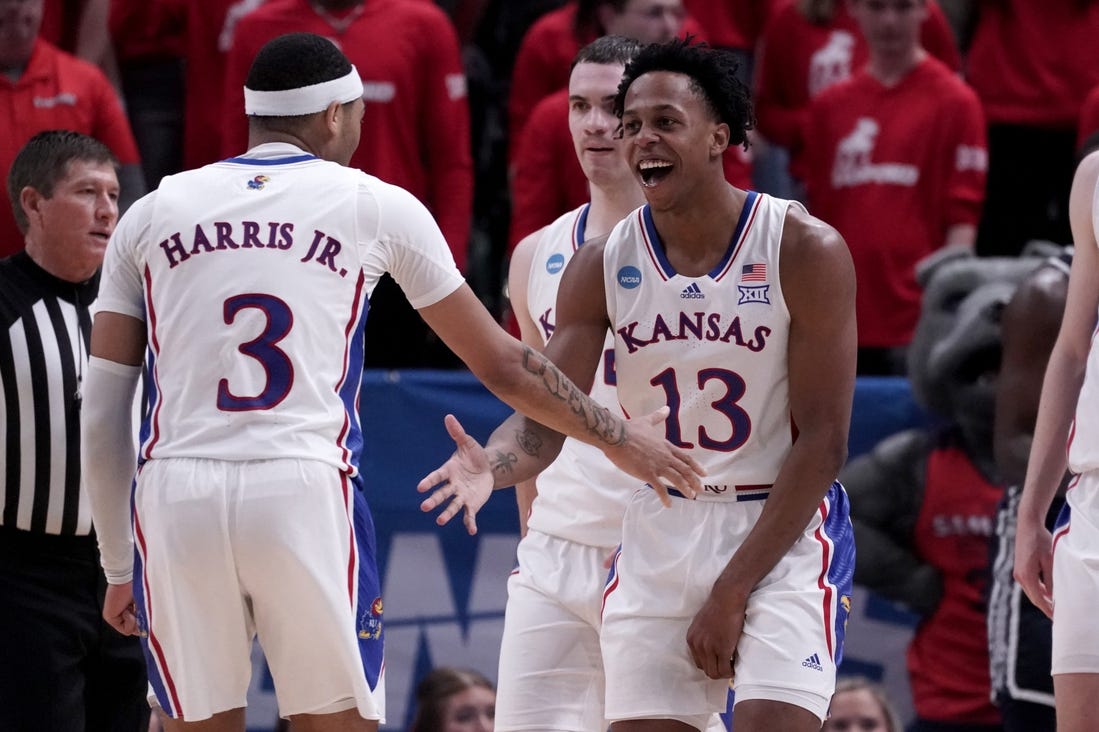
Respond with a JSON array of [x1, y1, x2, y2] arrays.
[[617, 265, 642, 289], [546, 253, 565, 275], [247, 175, 270, 190]]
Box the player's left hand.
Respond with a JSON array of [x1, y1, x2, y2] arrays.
[[603, 406, 705, 506], [686, 585, 747, 680], [103, 581, 143, 637], [417, 414, 493, 535]]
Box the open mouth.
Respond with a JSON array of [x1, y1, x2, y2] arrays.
[[638, 159, 673, 186], [956, 344, 1001, 386]]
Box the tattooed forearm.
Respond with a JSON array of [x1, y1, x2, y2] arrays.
[[521, 346, 628, 447], [515, 429, 543, 456], [491, 450, 518, 479]]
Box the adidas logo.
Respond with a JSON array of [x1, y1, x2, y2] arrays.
[[802, 653, 823, 671], [680, 282, 705, 299]]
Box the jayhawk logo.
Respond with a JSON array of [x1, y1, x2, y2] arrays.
[[840, 595, 852, 632], [247, 175, 270, 190], [358, 596, 384, 640]]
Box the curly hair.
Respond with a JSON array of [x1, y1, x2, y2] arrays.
[[613, 37, 754, 150]]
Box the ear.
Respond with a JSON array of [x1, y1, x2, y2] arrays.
[[19, 186, 45, 228], [710, 122, 731, 159], [321, 99, 343, 136]]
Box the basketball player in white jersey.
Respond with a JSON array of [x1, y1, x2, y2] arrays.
[[502, 35, 715, 732], [421, 39, 857, 731], [1015, 149, 1099, 732], [78, 33, 703, 732]]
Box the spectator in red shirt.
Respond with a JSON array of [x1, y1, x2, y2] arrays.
[[802, 0, 985, 376], [966, 0, 1099, 257], [0, 0, 143, 257], [508, 0, 697, 150], [754, 0, 958, 190]]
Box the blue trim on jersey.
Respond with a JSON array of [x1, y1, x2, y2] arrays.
[[138, 348, 158, 465], [709, 190, 758, 279], [221, 154, 318, 166], [639, 191, 759, 279], [824, 481, 855, 665], [1053, 500, 1071, 534], [339, 296, 370, 472], [574, 203, 590, 249], [131, 479, 175, 717]]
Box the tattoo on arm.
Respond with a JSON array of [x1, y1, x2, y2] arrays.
[[491, 450, 518, 480], [515, 429, 542, 456], [521, 346, 627, 446]]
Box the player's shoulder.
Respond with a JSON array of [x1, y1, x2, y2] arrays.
[[780, 202, 849, 263]]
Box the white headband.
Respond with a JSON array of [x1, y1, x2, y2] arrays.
[[244, 66, 363, 116]]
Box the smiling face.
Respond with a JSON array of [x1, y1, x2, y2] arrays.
[[619, 70, 727, 209], [568, 61, 633, 188], [23, 159, 119, 282]]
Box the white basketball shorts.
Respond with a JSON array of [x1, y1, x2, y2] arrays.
[[1051, 470, 1099, 675], [601, 482, 854, 728], [131, 457, 384, 722]]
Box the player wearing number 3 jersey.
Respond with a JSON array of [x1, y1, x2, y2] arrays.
[[79, 33, 704, 732], [421, 39, 858, 732]]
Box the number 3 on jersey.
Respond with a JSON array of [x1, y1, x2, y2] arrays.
[[217, 293, 294, 411], [651, 366, 751, 451]]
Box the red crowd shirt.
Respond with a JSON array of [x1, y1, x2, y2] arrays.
[[909, 445, 1003, 725], [804, 57, 986, 349], [754, 0, 959, 158], [507, 1, 705, 153], [0, 39, 140, 256], [109, 0, 185, 62], [681, 0, 789, 50], [507, 89, 753, 250], [966, 0, 1099, 128], [223, 0, 473, 265]]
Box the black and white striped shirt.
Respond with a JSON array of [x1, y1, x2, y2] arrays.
[[0, 251, 97, 536]]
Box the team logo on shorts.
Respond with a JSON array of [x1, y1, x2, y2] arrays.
[[546, 253, 565, 275], [247, 175, 270, 190], [617, 265, 642, 289], [358, 596, 384, 640]]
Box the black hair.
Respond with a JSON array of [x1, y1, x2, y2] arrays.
[[408, 667, 495, 732], [245, 32, 355, 132], [7, 130, 117, 234], [613, 37, 754, 150], [571, 34, 642, 71]]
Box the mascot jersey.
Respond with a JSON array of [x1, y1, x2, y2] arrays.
[[603, 191, 795, 498], [909, 441, 1003, 724]]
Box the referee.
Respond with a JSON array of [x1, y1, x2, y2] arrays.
[[0, 131, 147, 731]]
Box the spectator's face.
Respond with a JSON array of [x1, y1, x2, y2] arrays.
[[602, 0, 685, 44], [620, 71, 727, 211], [441, 686, 495, 732], [0, 0, 43, 69], [849, 0, 927, 60], [24, 160, 119, 283], [823, 688, 891, 732], [568, 61, 633, 187]]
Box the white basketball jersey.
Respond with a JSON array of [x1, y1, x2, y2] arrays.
[[603, 192, 795, 501], [1069, 187, 1099, 473], [98, 143, 463, 474], [524, 205, 634, 547]]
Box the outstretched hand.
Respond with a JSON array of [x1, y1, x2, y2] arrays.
[[417, 414, 494, 535], [603, 407, 705, 506]]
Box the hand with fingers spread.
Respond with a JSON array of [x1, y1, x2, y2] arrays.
[[686, 583, 747, 680], [103, 582, 143, 637], [1013, 518, 1055, 618], [418, 414, 494, 535], [602, 407, 705, 506]]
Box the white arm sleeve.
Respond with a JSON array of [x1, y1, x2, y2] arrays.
[[82, 356, 142, 584]]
